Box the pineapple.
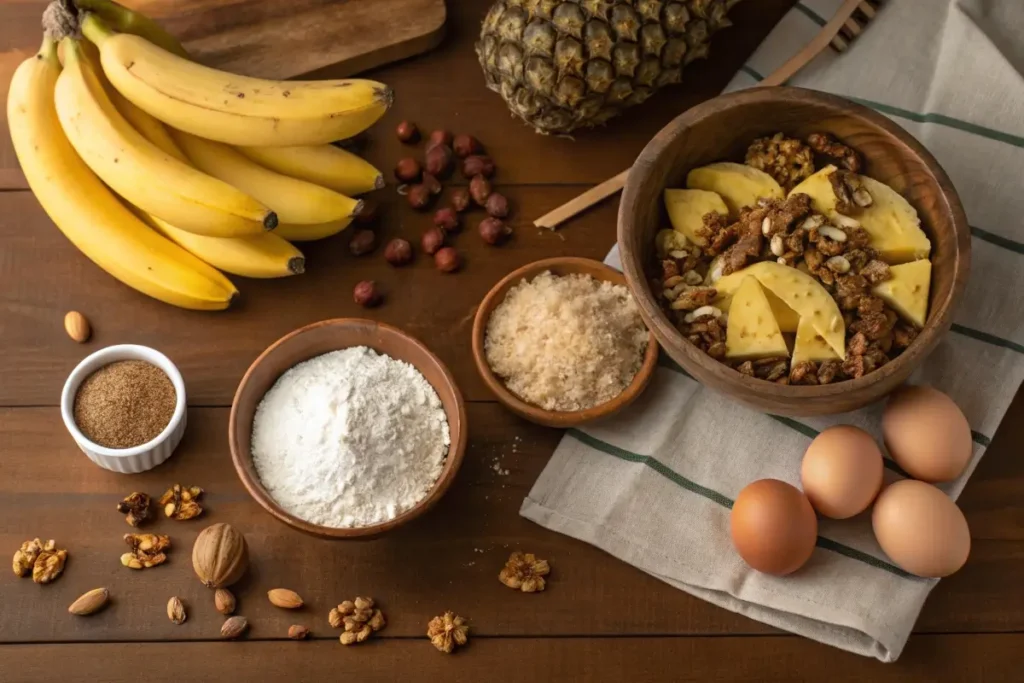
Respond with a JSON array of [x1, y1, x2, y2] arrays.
[[476, 0, 741, 134]]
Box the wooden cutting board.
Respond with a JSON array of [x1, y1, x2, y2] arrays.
[[130, 0, 447, 79]]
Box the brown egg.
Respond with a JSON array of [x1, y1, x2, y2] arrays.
[[872, 479, 970, 578], [730, 479, 818, 576], [883, 385, 972, 482], [801, 425, 883, 519]]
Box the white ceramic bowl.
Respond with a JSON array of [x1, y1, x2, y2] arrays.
[[60, 344, 187, 473]]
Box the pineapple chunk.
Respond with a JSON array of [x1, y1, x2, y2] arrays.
[[663, 189, 729, 246], [788, 166, 931, 264], [687, 162, 783, 217], [792, 317, 840, 365], [715, 272, 800, 333], [872, 259, 931, 328], [725, 277, 790, 361]]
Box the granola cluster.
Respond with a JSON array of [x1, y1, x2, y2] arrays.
[[745, 133, 815, 191]]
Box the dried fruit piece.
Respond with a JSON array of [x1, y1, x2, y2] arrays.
[[407, 184, 432, 210], [395, 157, 422, 183], [268, 588, 304, 609], [353, 280, 382, 308], [450, 188, 471, 212], [469, 175, 492, 206], [427, 611, 469, 654], [167, 597, 187, 625], [396, 120, 420, 144], [349, 229, 377, 256], [425, 144, 453, 177], [13, 538, 43, 577], [221, 616, 248, 639], [192, 523, 248, 589], [453, 134, 482, 158], [384, 238, 414, 266], [428, 130, 452, 148], [116, 492, 152, 528], [421, 172, 443, 195], [498, 551, 551, 593], [64, 311, 91, 343], [462, 155, 495, 178], [433, 207, 460, 232], [158, 484, 204, 521], [485, 193, 510, 218], [421, 228, 446, 255], [33, 541, 68, 584], [69, 588, 109, 616], [353, 199, 379, 225], [288, 624, 310, 640], [122, 533, 170, 570], [434, 247, 461, 273], [215, 588, 236, 615]]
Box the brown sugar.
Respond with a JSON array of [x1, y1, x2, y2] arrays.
[[73, 360, 176, 449]]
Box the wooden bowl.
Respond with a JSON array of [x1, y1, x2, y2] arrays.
[[472, 257, 659, 428], [229, 319, 467, 539], [618, 87, 970, 416]]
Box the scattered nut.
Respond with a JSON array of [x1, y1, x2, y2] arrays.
[[428, 130, 452, 148], [769, 234, 784, 257], [122, 533, 170, 569], [116, 492, 152, 528], [450, 188, 471, 212], [478, 217, 511, 245], [328, 607, 343, 628], [13, 538, 44, 577], [427, 611, 469, 654], [406, 184, 432, 210], [421, 172, 442, 195], [421, 227, 446, 255], [434, 247, 461, 273], [335, 597, 384, 645], [453, 134, 483, 158], [167, 597, 187, 625], [288, 624, 310, 640], [425, 144, 453, 177], [353, 280, 382, 308], [469, 175, 492, 206], [268, 588, 304, 609], [826, 255, 852, 273], [818, 225, 849, 242], [64, 311, 90, 343], [215, 588, 236, 615], [498, 551, 550, 593], [384, 238, 414, 266], [396, 120, 420, 144], [349, 229, 377, 256], [221, 616, 248, 640], [353, 199, 379, 225], [368, 609, 386, 632], [462, 155, 495, 178], [31, 540, 67, 584], [433, 207, 460, 232], [484, 192, 509, 218], [69, 588, 109, 616], [158, 484, 204, 521], [394, 157, 422, 183]]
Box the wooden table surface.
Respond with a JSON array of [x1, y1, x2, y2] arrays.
[[2, 1, 1023, 681]]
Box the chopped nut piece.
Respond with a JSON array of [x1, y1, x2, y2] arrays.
[[736, 361, 755, 377], [789, 360, 817, 385], [121, 533, 170, 570], [655, 229, 689, 259], [848, 332, 869, 357], [861, 259, 891, 284], [817, 359, 842, 385], [745, 133, 816, 191], [338, 600, 356, 616], [13, 538, 43, 577], [116, 492, 152, 528], [328, 608, 343, 629], [670, 286, 718, 311], [696, 212, 736, 256], [893, 323, 919, 349], [427, 611, 469, 654], [158, 485, 204, 521], [368, 609, 386, 632], [807, 132, 862, 172], [721, 232, 763, 275], [499, 551, 551, 593], [32, 543, 68, 584]]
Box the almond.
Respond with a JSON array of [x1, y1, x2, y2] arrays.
[[221, 615, 248, 639], [214, 588, 236, 615], [64, 311, 91, 343], [68, 587, 109, 616], [288, 624, 310, 640], [268, 588, 303, 609], [167, 596, 187, 625]]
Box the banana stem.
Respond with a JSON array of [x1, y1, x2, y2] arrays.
[[39, 35, 59, 63], [76, 0, 188, 57], [80, 12, 114, 46]]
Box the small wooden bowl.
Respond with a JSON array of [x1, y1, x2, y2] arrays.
[[618, 87, 970, 416], [472, 257, 659, 428], [229, 319, 467, 539]]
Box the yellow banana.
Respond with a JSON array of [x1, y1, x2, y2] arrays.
[[7, 38, 237, 310], [237, 145, 384, 196], [55, 39, 276, 237], [76, 0, 189, 58], [274, 219, 352, 243], [82, 14, 392, 147], [138, 212, 305, 279], [171, 129, 362, 225]]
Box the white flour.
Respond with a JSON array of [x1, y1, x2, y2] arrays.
[[251, 346, 450, 528]]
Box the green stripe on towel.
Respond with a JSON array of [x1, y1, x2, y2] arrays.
[[794, 3, 828, 27], [970, 226, 1024, 254]]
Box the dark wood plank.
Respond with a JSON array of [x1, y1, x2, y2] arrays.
[[8, 635, 1024, 683], [0, 403, 1022, 644]]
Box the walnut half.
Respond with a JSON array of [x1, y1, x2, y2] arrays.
[[159, 485, 204, 521], [427, 611, 469, 654], [498, 551, 551, 593]]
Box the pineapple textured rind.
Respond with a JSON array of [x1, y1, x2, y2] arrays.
[[477, 0, 741, 134]]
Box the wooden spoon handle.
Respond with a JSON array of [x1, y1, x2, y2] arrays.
[[532, 0, 868, 230]]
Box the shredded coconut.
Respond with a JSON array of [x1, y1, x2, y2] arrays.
[[251, 347, 450, 528], [484, 271, 648, 412]]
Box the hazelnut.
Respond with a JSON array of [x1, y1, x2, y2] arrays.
[[428, 130, 453, 149], [353, 280, 381, 307], [421, 227, 446, 255], [485, 192, 510, 218], [433, 207, 460, 233], [349, 229, 376, 256], [396, 120, 420, 144], [478, 217, 512, 245], [434, 247, 461, 273], [469, 175, 492, 206], [407, 184, 432, 210], [462, 155, 495, 178], [453, 134, 483, 158], [425, 144, 453, 177], [421, 172, 442, 196], [394, 157, 421, 183], [353, 199, 379, 224], [451, 188, 471, 213], [384, 238, 413, 266]]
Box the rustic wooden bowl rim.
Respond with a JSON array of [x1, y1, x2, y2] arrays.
[[228, 318, 468, 539], [471, 256, 659, 428], [617, 86, 970, 413]]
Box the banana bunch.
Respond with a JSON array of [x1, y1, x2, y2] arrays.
[[7, 0, 390, 310]]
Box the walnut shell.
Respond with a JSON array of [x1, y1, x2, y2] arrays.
[[192, 523, 248, 589]]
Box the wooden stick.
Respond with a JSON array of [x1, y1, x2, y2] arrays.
[[532, 0, 868, 231]]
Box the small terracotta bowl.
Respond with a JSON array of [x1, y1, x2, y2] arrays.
[[229, 319, 467, 539], [472, 257, 659, 428]]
